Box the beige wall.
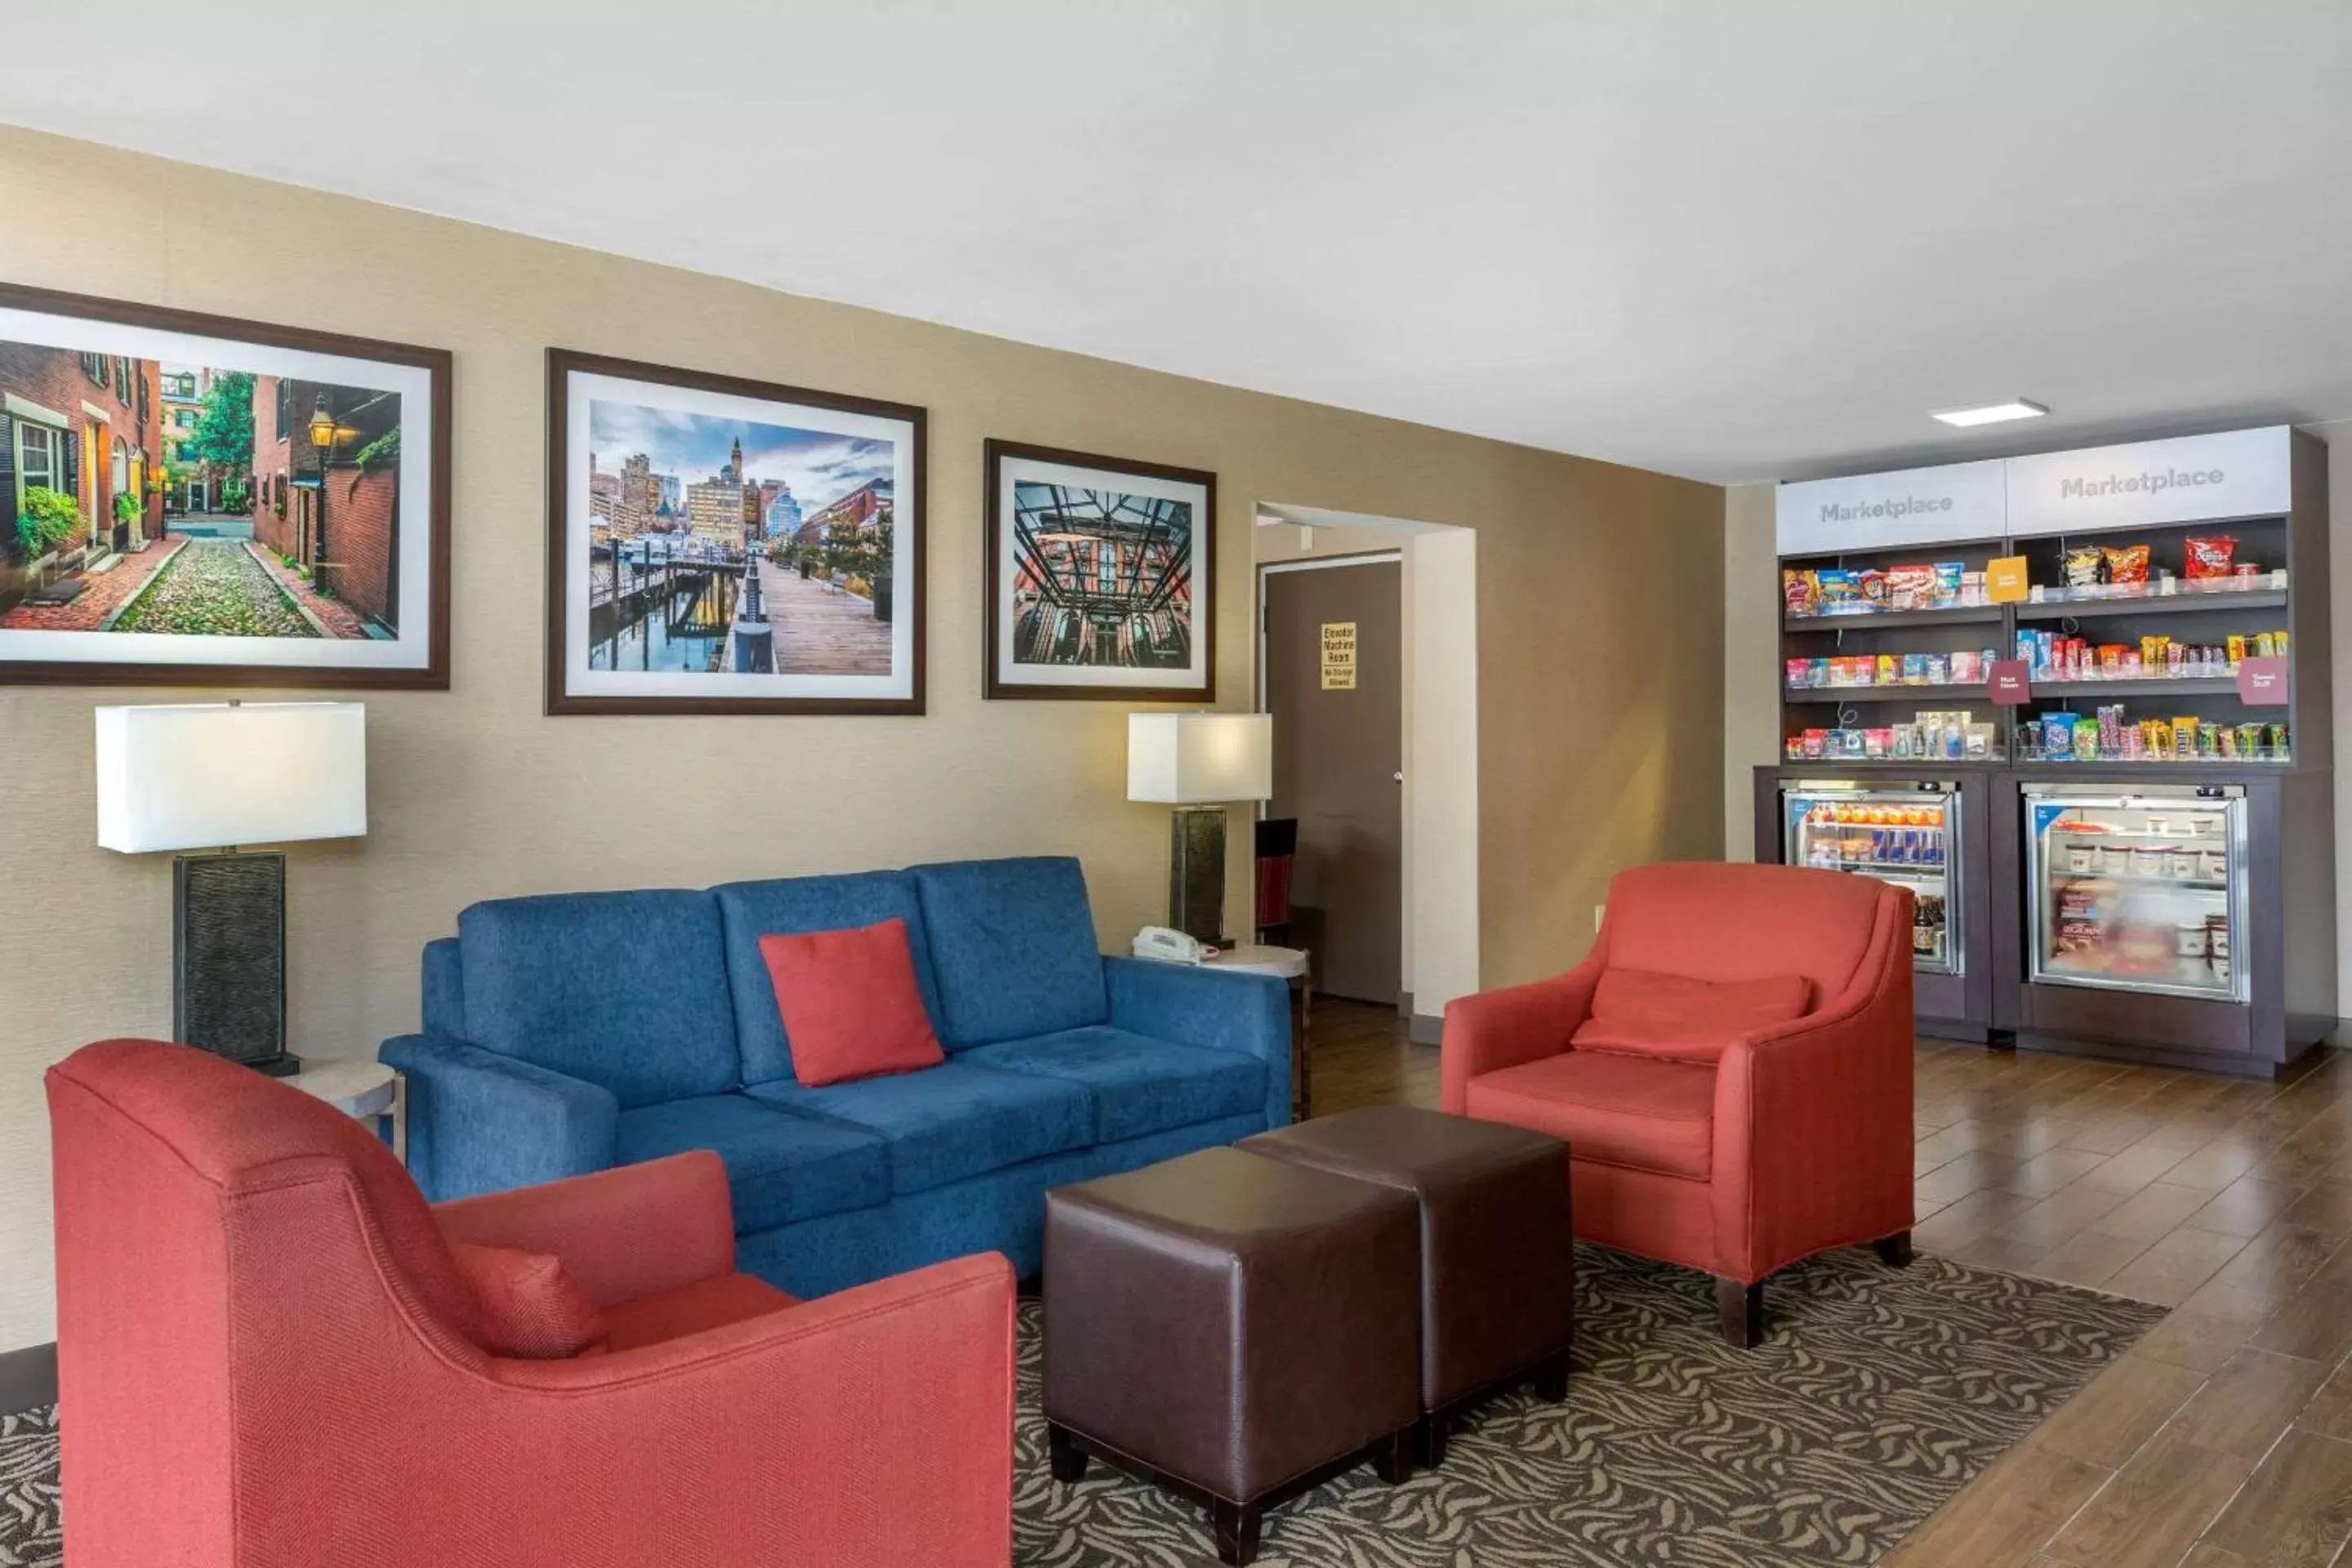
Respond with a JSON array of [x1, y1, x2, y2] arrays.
[[0, 127, 1724, 1352]]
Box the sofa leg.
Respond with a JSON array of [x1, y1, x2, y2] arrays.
[[1716, 1276, 1764, 1348], [1873, 1230, 1914, 1268], [1213, 1499, 1263, 1566], [1047, 1422, 1089, 1483], [1372, 1424, 1414, 1486]]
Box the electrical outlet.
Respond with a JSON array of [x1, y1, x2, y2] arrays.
[[1594, 904, 1606, 932]]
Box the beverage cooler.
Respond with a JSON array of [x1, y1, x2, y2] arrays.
[[1994, 771, 2336, 1075], [1754, 768, 1993, 1040]]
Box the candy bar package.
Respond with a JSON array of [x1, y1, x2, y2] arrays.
[[1932, 562, 1964, 603], [1925, 653, 1950, 684], [1855, 569, 1888, 607], [2074, 715, 2100, 760], [1783, 569, 1821, 616], [1902, 652, 1929, 684], [2102, 542, 2150, 586], [2184, 536, 2237, 580], [2063, 545, 2107, 589], [1885, 564, 1936, 610], [1815, 568, 1862, 611], [1876, 653, 1901, 685], [2042, 713, 2076, 760]]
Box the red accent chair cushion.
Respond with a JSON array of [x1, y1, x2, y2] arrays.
[[1571, 967, 1811, 1062], [450, 1242, 608, 1359], [596, 1272, 800, 1354], [1464, 1052, 1716, 1179], [760, 917, 947, 1088]]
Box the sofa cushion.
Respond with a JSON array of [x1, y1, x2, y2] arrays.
[[759, 919, 947, 1088], [459, 890, 737, 1109], [1464, 1052, 1715, 1181], [450, 1242, 608, 1359], [1601, 862, 1889, 1007], [907, 857, 1107, 1046], [614, 1094, 889, 1232], [1572, 967, 1812, 1063], [714, 871, 945, 1086], [960, 1027, 1266, 1143], [747, 1062, 1094, 1196]]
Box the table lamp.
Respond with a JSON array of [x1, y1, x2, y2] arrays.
[[1128, 712, 1274, 946], [96, 702, 368, 1076]]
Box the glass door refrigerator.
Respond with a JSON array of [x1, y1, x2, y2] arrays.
[[2021, 783, 2247, 1004], [1783, 782, 1961, 973]]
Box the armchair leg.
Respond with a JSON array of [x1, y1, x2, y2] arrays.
[[1873, 1230, 1914, 1267], [1715, 1276, 1764, 1348]]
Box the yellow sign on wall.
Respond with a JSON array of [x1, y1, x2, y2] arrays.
[[1320, 621, 1356, 689], [1986, 555, 2030, 604]]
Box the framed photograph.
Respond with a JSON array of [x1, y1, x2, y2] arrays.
[[0, 283, 451, 687], [546, 350, 924, 715], [984, 439, 1214, 702]]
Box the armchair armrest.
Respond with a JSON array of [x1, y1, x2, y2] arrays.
[[1104, 956, 1292, 1127], [433, 1151, 733, 1309], [1439, 957, 1603, 1111], [376, 1254, 1018, 1566], [380, 1033, 619, 1201], [1712, 898, 1915, 1281]]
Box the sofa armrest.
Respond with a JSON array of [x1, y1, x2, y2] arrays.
[[1103, 956, 1293, 1128], [1711, 895, 1915, 1281], [380, 1034, 619, 1201], [1439, 958, 1603, 1111], [433, 1151, 733, 1309]]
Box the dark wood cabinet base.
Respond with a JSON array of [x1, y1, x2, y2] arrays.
[[1716, 1276, 1765, 1348], [1048, 1419, 1415, 1566]]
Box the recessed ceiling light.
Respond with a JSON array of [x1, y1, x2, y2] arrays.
[[1931, 399, 2050, 428]]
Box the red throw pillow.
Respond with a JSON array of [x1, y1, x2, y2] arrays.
[[449, 1241, 608, 1359], [1573, 967, 1812, 1062], [760, 917, 947, 1089]]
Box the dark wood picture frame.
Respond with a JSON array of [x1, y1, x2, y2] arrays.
[[0, 281, 452, 688], [544, 348, 926, 716], [983, 437, 1216, 702]]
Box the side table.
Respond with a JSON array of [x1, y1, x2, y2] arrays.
[[1205, 944, 1313, 1119], [292, 1060, 407, 1165]]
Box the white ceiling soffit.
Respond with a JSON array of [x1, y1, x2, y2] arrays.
[[4, 1, 2348, 485]]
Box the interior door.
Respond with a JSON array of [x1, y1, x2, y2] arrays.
[[1263, 558, 1403, 1005]]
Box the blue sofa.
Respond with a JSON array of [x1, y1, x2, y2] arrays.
[[381, 856, 1290, 1298]]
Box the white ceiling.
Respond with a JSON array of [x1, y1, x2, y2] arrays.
[[7, 1, 2350, 484]]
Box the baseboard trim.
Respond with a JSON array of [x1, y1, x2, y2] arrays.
[[0, 1342, 57, 1415], [1409, 1013, 1442, 1046]]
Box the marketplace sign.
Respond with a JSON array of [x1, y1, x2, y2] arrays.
[[1775, 459, 2006, 555], [2005, 427, 2291, 536]]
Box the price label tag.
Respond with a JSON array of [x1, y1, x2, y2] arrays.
[[2237, 656, 2289, 706], [1987, 660, 2032, 705], [1986, 556, 2030, 604]]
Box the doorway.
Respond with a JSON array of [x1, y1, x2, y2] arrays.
[[1262, 555, 1405, 1006]]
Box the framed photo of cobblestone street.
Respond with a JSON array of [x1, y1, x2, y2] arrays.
[[984, 439, 1214, 702], [0, 283, 450, 687], [546, 350, 925, 715]]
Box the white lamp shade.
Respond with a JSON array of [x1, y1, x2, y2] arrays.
[[96, 702, 368, 853], [1127, 712, 1274, 804]]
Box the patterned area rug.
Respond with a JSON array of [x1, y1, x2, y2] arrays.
[[0, 1245, 2161, 1568]]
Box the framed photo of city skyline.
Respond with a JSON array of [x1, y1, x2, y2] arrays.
[[546, 350, 925, 715], [984, 439, 1214, 702], [0, 283, 451, 687]]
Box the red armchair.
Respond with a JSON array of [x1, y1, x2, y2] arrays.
[[1441, 862, 1913, 1346], [47, 1038, 1016, 1568]]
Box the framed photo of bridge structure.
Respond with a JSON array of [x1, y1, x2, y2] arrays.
[[545, 349, 925, 715], [982, 438, 1214, 702]]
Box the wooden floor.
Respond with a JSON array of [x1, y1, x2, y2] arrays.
[[1302, 1000, 2352, 1568]]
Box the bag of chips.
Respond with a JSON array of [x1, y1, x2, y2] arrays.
[[1783, 569, 1820, 616], [2102, 542, 2149, 585], [2184, 536, 2237, 579], [2063, 545, 2106, 588], [1815, 568, 1861, 611], [1885, 564, 1936, 610]]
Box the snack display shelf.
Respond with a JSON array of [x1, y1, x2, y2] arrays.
[[2016, 589, 2287, 622], [2053, 871, 2229, 893], [2022, 676, 2244, 697], [1784, 683, 1993, 702], [1784, 605, 2005, 631], [1810, 859, 1947, 879]]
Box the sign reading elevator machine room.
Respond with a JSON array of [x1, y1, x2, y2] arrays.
[[1320, 622, 1357, 690]]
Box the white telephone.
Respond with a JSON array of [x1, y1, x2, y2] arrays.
[[1133, 925, 1217, 964]]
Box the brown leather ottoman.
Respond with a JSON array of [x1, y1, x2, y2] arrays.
[[1043, 1146, 1419, 1566], [1242, 1104, 1575, 1466]]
